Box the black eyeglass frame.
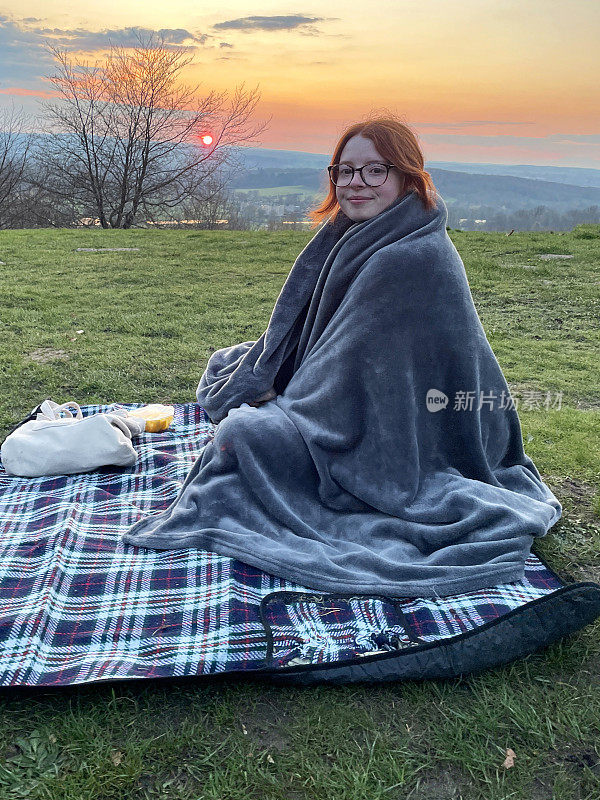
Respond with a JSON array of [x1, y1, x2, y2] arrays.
[[327, 162, 397, 187]]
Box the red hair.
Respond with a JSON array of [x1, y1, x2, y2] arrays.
[[307, 115, 437, 228]]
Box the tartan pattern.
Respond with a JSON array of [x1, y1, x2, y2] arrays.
[[0, 403, 563, 686], [399, 564, 562, 642], [262, 556, 563, 667], [262, 594, 416, 667]]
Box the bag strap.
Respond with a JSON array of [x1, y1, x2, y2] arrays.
[[37, 400, 83, 422]]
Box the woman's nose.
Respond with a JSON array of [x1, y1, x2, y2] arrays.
[[348, 169, 367, 187]]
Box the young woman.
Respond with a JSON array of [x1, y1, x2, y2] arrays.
[[248, 118, 436, 408], [123, 116, 562, 600]]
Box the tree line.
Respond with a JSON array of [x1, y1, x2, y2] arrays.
[[446, 203, 600, 232]]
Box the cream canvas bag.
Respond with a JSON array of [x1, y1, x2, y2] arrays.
[[0, 400, 144, 478]]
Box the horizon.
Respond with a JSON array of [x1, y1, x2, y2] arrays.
[[232, 146, 600, 171], [3, 130, 600, 173], [0, 2, 598, 169]]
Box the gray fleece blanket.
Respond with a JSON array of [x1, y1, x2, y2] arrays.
[[122, 189, 562, 597]]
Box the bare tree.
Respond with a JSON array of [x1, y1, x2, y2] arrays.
[[0, 105, 31, 229], [144, 156, 246, 229], [34, 34, 269, 228]]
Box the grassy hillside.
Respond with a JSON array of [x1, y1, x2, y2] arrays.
[[0, 225, 599, 799]]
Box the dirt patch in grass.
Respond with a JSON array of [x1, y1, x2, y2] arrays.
[[558, 746, 600, 775], [236, 694, 291, 753], [348, 687, 437, 740], [133, 766, 201, 799], [561, 477, 597, 501], [537, 742, 600, 799], [575, 398, 600, 410], [528, 777, 557, 800], [550, 477, 599, 522], [405, 764, 474, 800], [27, 348, 69, 364], [567, 563, 600, 584]]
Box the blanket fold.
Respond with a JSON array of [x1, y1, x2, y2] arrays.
[[122, 190, 562, 597]]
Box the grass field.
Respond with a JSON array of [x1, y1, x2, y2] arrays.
[[0, 224, 599, 799]]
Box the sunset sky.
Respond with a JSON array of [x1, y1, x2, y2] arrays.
[[1, 1, 599, 167]]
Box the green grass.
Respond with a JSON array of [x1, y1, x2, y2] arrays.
[[0, 224, 599, 799]]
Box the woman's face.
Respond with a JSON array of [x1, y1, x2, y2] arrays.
[[334, 134, 405, 222]]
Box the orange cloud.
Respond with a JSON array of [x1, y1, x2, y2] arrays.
[[0, 86, 60, 98]]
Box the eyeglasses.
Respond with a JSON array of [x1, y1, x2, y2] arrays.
[[328, 162, 396, 187]]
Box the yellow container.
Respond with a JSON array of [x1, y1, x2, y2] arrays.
[[129, 404, 174, 432]]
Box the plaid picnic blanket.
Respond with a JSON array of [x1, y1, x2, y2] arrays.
[[0, 403, 564, 687]]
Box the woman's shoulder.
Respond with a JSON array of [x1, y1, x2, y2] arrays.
[[377, 224, 459, 265]]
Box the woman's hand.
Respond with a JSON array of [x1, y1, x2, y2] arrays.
[[247, 386, 277, 408]]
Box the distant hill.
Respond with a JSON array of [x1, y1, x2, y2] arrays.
[[427, 168, 600, 211], [427, 162, 600, 189], [229, 161, 600, 212], [229, 147, 330, 171], [230, 146, 600, 190], [230, 168, 328, 192]]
